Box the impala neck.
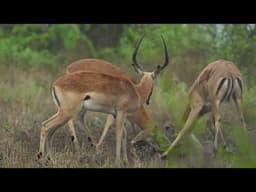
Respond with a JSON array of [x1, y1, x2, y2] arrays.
[[135, 73, 154, 105]]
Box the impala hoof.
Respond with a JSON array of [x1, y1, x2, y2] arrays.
[[36, 152, 43, 160]]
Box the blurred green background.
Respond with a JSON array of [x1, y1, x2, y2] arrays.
[[0, 24, 255, 85]]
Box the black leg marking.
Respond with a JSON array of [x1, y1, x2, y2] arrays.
[[37, 152, 42, 159], [88, 136, 92, 143], [226, 78, 234, 102]]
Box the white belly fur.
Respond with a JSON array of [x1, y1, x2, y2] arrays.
[[82, 91, 141, 115], [82, 92, 121, 115], [216, 78, 229, 99], [83, 99, 116, 115]]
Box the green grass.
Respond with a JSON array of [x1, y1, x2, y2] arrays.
[[0, 65, 256, 168]]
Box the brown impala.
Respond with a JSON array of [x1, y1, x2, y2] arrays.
[[162, 60, 247, 158], [38, 35, 170, 165]]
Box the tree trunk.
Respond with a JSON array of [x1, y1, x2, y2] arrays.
[[87, 24, 124, 49]]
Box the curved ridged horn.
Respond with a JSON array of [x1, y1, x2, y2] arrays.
[[154, 35, 169, 77], [132, 35, 145, 73]]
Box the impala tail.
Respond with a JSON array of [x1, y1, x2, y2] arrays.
[[51, 87, 61, 107]]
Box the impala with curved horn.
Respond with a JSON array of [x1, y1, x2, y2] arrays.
[[65, 61, 170, 157], [161, 60, 247, 158], [38, 35, 169, 165]]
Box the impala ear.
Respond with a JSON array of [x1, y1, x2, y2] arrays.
[[151, 72, 156, 80], [152, 67, 160, 79]]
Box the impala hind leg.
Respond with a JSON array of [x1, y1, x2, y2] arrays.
[[233, 95, 247, 132], [219, 126, 227, 149], [232, 77, 247, 132], [38, 110, 72, 159], [77, 109, 97, 147], [208, 115, 227, 149]]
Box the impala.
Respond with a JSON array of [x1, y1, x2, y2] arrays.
[[161, 60, 247, 158], [65, 58, 172, 156], [37, 35, 169, 165]]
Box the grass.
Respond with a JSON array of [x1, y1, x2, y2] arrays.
[[0, 65, 256, 168]]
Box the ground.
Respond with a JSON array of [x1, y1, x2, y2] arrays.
[[0, 66, 255, 168]]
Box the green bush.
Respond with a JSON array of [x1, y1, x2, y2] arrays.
[[243, 86, 256, 126], [0, 24, 95, 68]]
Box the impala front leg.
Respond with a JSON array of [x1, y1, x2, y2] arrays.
[[96, 114, 115, 151], [122, 126, 128, 164], [77, 109, 94, 140], [67, 119, 80, 152], [161, 103, 203, 158]]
